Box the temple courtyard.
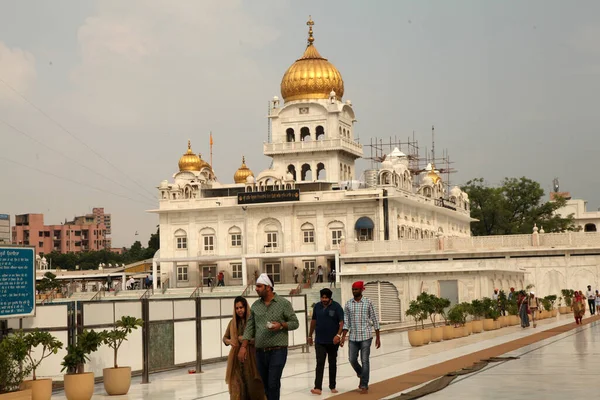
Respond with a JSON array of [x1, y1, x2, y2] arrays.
[[50, 312, 599, 400]]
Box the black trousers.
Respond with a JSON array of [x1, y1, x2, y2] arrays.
[[588, 299, 596, 315], [314, 343, 339, 390]]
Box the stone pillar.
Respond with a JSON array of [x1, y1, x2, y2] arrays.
[[242, 257, 248, 286]]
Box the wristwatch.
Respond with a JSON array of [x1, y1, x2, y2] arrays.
[[279, 324, 284, 330]]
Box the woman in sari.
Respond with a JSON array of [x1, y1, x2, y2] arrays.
[[223, 296, 265, 400], [573, 290, 585, 325], [518, 291, 530, 328]]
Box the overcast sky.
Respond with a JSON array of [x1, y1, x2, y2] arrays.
[[1, 1, 599, 247]]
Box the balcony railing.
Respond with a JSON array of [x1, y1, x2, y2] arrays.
[[264, 138, 363, 157]]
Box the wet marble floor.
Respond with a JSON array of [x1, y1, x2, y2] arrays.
[[51, 314, 590, 399]]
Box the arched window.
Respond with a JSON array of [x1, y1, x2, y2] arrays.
[[286, 165, 297, 181], [317, 163, 326, 180], [265, 178, 274, 191], [301, 164, 312, 181], [328, 221, 345, 247], [265, 224, 279, 249], [315, 125, 325, 140], [300, 127, 311, 141], [174, 229, 187, 250], [584, 223, 597, 232], [286, 128, 295, 142], [301, 222, 315, 244], [339, 126, 342, 136], [355, 217, 374, 241], [228, 226, 242, 247]]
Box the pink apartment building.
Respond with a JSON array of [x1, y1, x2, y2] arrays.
[[12, 213, 110, 255]]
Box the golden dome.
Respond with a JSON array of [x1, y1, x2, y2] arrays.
[[280, 16, 344, 103], [197, 153, 211, 171], [427, 165, 442, 185], [234, 156, 254, 184], [178, 140, 202, 172]]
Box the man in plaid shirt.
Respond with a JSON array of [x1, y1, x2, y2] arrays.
[[340, 281, 381, 394]]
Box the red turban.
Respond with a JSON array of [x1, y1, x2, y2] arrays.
[[352, 281, 365, 290]]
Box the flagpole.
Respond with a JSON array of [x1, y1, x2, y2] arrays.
[[210, 131, 213, 167]]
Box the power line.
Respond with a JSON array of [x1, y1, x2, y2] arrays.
[[0, 117, 157, 203], [0, 156, 157, 208], [0, 76, 157, 199]]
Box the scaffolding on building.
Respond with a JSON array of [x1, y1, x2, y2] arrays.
[[363, 126, 457, 191]]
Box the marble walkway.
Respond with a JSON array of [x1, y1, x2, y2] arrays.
[[51, 313, 594, 399]]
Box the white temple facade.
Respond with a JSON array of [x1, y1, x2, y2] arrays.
[[150, 18, 473, 290]]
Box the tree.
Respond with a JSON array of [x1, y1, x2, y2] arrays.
[[462, 177, 576, 235]]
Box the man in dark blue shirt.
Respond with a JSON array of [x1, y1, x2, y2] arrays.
[[307, 288, 344, 395]]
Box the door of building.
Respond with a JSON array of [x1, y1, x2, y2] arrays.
[[264, 262, 281, 283], [363, 281, 401, 323], [202, 265, 217, 286], [439, 280, 459, 306]]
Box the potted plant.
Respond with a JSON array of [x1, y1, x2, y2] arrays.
[[405, 300, 424, 346], [102, 316, 143, 395], [557, 296, 567, 314], [12, 330, 63, 400], [430, 295, 449, 342], [0, 335, 32, 400], [561, 289, 574, 313], [415, 293, 432, 344], [470, 299, 485, 333], [447, 304, 466, 338], [506, 296, 519, 326], [460, 301, 473, 336], [61, 330, 105, 400], [497, 291, 508, 327], [482, 297, 500, 331]]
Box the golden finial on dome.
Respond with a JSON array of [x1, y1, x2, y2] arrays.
[[427, 164, 442, 184], [307, 15, 314, 46], [234, 155, 254, 184], [280, 17, 344, 102], [178, 140, 202, 172]]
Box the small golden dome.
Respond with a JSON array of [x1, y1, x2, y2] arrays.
[[234, 156, 254, 184], [178, 140, 202, 172], [427, 165, 442, 185], [280, 16, 344, 103]]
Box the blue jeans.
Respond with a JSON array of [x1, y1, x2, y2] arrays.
[[348, 338, 372, 389], [256, 347, 288, 400]]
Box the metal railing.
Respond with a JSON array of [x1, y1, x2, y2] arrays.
[[190, 284, 204, 298], [90, 289, 105, 301], [140, 287, 153, 299], [161, 278, 170, 294], [242, 283, 253, 297]]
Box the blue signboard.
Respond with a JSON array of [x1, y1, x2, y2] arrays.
[[0, 246, 35, 318], [0, 214, 8, 220]]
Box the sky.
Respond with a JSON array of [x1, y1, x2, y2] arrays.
[[1, 0, 600, 247]]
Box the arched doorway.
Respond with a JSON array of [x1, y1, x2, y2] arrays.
[[286, 128, 295, 142], [363, 281, 401, 323]]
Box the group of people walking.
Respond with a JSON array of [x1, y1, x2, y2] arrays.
[[573, 285, 600, 324], [223, 275, 380, 399]]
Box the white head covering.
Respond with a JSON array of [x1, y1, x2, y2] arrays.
[[530, 291, 535, 295], [256, 273, 273, 287]]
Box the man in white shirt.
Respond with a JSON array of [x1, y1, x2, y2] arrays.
[[586, 285, 596, 315], [126, 277, 136, 290], [317, 265, 324, 283]]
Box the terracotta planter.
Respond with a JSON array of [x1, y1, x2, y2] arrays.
[[511, 315, 520, 326], [64, 372, 95, 400], [483, 318, 495, 331], [471, 320, 483, 333], [465, 321, 473, 334], [103, 367, 131, 395], [421, 328, 431, 345], [407, 330, 424, 347], [559, 306, 568, 314], [0, 389, 32, 400], [430, 326, 443, 342], [552, 309, 558, 317], [442, 325, 454, 340], [462, 326, 469, 337], [20, 379, 52, 400]]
